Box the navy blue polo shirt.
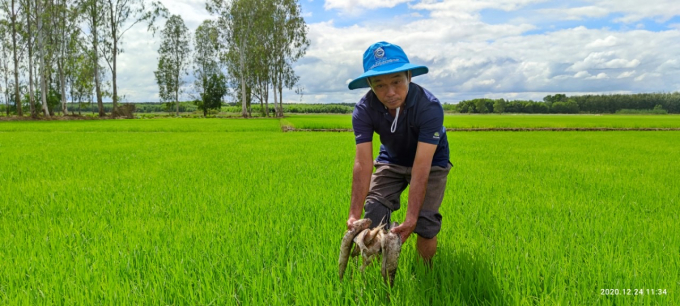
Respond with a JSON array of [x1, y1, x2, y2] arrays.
[[352, 83, 450, 168]]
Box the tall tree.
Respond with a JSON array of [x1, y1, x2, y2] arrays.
[[154, 14, 190, 116], [0, 0, 23, 116], [192, 20, 220, 102], [75, 0, 106, 116], [102, 0, 166, 116], [68, 49, 95, 115], [52, 0, 79, 115], [271, 0, 308, 117], [34, 0, 51, 117], [207, 0, 260, 118], [0, 23, 10, 115], [207, 0, 308, 118], [20, 0, 36, 117]]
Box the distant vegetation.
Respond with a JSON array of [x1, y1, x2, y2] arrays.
[[450, 92, 680, 114], [9, 92, 675, 117], [54, 102, 356, 115]]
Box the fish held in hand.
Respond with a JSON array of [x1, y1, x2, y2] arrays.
[[338, 219, 372, 280], [381, 222, 402, 287], [339, 220, 403, 286]]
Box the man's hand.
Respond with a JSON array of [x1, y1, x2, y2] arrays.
[[390, 219, 417, 243], [347, 216, 360, 230]]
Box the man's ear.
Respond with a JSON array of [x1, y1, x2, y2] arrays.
[[407, 71, 412, 82]]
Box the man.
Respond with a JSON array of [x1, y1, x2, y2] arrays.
[[346, 41, 451, 264]]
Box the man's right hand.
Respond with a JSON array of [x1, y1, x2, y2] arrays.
[[347, 216, 359, 230]]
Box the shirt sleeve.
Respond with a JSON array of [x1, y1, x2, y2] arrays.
[[352, 101, 373, 144], [417, 100, 444, 145]]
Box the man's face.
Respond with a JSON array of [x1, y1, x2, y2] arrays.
[[368, 72, 411, 110]]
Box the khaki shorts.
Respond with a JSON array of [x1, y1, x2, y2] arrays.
[[364, 161, 451, 239]]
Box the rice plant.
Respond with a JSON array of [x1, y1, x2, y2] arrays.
[[0, 120, 677, 305]]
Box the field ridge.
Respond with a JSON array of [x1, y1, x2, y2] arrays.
[[282, 127, 680, 132]]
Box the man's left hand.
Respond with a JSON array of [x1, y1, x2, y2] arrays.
[[390, 219, 417, 243]]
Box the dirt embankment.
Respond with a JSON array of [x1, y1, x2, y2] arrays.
[[282, 127, 680, 132]]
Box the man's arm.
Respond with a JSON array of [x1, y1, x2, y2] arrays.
[[391, 141, 437, 241], [347, 141, 373, 229]]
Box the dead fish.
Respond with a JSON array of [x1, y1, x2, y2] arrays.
[[338, 218, 371, 280], [354, 224, 385, 272], [381, 222, 402, 286]]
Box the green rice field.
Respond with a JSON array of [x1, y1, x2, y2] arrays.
[[1, 117, 678, 305], [281, 114, 680, 130]]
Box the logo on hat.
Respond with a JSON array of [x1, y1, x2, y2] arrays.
[[374, 47, 385, 60]]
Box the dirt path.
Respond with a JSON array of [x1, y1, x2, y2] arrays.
[[282, 127, 680, 132]]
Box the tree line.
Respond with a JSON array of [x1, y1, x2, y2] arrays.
[[153, 0, 308, 118], [0, 0, 166, 118], [51, 102, 355, 115], [451, 92, 680, 114], [0, 0, 308, 119]]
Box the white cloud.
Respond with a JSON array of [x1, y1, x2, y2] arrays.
[[568, 51, 640, 72], [605, 58, 640, 69], [574, 71, 591, 78], [617, 71, 636, 78], [598, 0, 680, 23], [586, 35, 618, 48], [537, 0, 680, 23], [296, 15, 680, 102], [324, 0, 411, 14], [634, 72, 661, 82], [656, 59, 680, 73], [586, 72, 608, 80], [106, 0, 680, 103], [412, 0, 546, 16], [634, 73, 648, 81], [538, 6, 609, 20]]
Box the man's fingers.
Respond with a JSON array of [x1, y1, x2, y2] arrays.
[[390, 225, 409, 242], [347, 217, 357, 230]]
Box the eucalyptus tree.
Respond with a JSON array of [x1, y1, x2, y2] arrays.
[[250, 11, 273, 117], [102, 0, 166, 115], [270, 0, 308, 118], [0, 24, 10, 115], [52, 0, 80, 115], [154, 14, 190, 116], [20, 0, 36, 117], [33, 0, 52, 117], [193, 20, 220, 99], [67, 49, 95, 115], [0, 0, 23, 115], [207, 0, 262, 118], [77, 0, 106, 116], [206, 0, 308, 118], [193, 19, 226, 117]]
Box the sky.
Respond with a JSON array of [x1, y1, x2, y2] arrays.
[[116, 0, 680, 103]]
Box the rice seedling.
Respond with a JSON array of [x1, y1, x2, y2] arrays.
[[0, 119, 677, 305]]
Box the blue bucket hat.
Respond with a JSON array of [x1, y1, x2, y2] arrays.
[[348, 41, 428, 90]]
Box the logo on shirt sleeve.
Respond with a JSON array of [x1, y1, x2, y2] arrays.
[[433, 132, 440, 139], [356, 134, 362, 139]]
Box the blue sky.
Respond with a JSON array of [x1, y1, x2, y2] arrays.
[[299, 0, 419, 27], [110, 0, 680, 103]]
